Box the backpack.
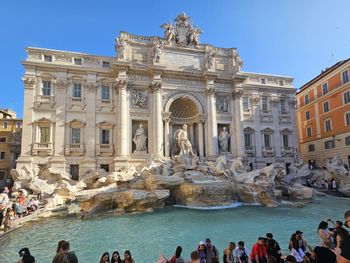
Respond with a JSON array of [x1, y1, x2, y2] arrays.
[[240, 250, 248, 263]]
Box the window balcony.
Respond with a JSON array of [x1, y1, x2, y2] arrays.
[[65, 143, 85, 156], [96, 144, 114, 156], [35, 95, 55, 108], [281, 146, 294, 157], [32, 142, 53, 156], [244, 146, 256, 157], [68, 97, 86, 110], [262, 146, 275, 157], [97, 99, 115, 111]]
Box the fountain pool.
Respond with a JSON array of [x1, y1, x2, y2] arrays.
[[0, 196, 349, 263]]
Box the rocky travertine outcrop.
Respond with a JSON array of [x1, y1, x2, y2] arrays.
[[10, 155, 315, 215]]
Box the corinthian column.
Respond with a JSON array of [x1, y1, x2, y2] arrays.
[[206, 79, 218, 158], [232, 88, 244, 157], [115, 77, 130, 158], [163, 112, 171, 157], [151, 78, 163, 156]]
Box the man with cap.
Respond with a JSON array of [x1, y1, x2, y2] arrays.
[[265, 233, 282, 263], [338, 210, 350, 263], [205, 238, 219, 263]]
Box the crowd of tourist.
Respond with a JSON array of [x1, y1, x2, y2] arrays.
[[0, 187, 41, 232], [13, 210, 350, 263]]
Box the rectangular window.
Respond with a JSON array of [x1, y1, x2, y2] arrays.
[[322, 83, 329, 95], [101, 129, 110, 144], [342, 70, 349, 84], [102, 61, 111, 68], [16, 122, 21, 128], [279, 80, 284, 86], [264, 134, 270, 147], [308, 144, 315, 152], [282, 134, 289, 147], [324, 140, 335, 149], [242, 97, 249, 111], [73, 83, 82, 98], [346, 136, 350, 145], [42, 81, 51, 96], [345, 112, 350, 126], [74, 58, 82, 65], [101, 164, 109, 172], [324, 119, 332, 132], [0, 136, 6, 142], [280, 100, 286, 112], [44, 55, 52, 62], [323, 101, 330, 113], [305, 111, 310, 120], [0, 171, 5, 180], [307, 126, 312, 137], [3, 122, 8, 129], [304, 94, 310, 105], [0, 152, 5, 160], [40, 127, 50, 143], [101, 86, 110, 100], [71, 128, 81, 144], [70, 165, 79, 181], [244, 133, 251, 147], [262, 98, 268, 111], [260, 78, 266, 84], [344, 91, 350, 104]]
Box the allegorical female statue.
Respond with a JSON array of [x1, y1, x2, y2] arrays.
[[218, 126, 230, 152], [133, 124, 147, 152]]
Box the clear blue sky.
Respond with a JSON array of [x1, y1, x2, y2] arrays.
[[1, 0, 349, 118]]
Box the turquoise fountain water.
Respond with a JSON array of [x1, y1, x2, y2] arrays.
[[0, 196, 349, 263]]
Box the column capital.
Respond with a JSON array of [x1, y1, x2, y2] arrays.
[[231, 89, 243, 99], [270, 97, 279, 107], [23, 76, 36, 89], [56, 79, 69, 89], [162, 111, 171, 122], [205, 86, 216, 96], [114, 79, 131, 92], [85, 82, 97, 92], [250, 96, 260, 105], [150, 79, 162, 92]]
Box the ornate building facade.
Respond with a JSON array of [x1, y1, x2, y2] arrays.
[[18, 13, 297, 179]]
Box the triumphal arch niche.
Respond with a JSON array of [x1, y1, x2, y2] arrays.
[[19, 12, 296, 176]]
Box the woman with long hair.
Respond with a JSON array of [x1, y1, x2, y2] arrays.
[[111, 251, 122, 263], [289, 234, 306, 263], [123, 250, 135, 263], [169, 246, 185, 263], [99, 252, 110, 263]]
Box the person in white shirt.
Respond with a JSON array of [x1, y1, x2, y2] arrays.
[[235, 241, 249, 263]]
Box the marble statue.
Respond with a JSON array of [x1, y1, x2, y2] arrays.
[[218, 127, 230, 152], [207, 49, 216, 70], [173, 124, 195, 157], [326, 156, 348, 176], [133, 124, 147, 152], [116, 37, 127, 60], [188, 26, 202, 47], [132, 90, 147, 108], [161, 21, 175, 42], [152, 42, 162, 63], [293, 148, 304, 167]]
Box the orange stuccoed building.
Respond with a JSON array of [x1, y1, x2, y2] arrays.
[[296, 59, 350, 169]]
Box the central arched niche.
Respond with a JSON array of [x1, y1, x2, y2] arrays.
[[169, 97, 199, 119], [168, 97, 200, 156]]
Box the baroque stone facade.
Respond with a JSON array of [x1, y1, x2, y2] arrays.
[[18, 13, 297, 178]]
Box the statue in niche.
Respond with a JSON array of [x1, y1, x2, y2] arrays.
[[207, 49, 216, 70], [216, 96, 229, 112], [116, 37, 127, 60], [218, 126, 230, 152], [152, 42, 162, 63], [133, 124, 147, 152], [161, 21, 175, 42], [132, 90, 147, 108], [173, 124, 195, 158]]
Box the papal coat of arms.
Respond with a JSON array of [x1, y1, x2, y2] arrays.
[[161, 12, 202, 47]]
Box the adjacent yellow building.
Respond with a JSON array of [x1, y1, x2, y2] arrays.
[[0, 109, 22, 187], [296, 59, 350, 168]]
